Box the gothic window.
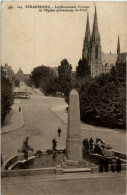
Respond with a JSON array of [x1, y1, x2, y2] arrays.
[[95, 46, 98, 59]]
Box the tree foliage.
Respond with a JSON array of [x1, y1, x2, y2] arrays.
[[1, 66, 14, 125], [76, 58, 91, 80], [30, 65, 56, 89], [12, 76, 20, 87], [58, 59, 72, 95], [65, 61, 126, 129]]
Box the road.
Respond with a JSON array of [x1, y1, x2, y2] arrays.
[[1, 82, 126, 161], [1, 82, 126, 195], [2, 83, 67, 161]]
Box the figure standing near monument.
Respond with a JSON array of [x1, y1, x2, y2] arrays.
[[22, 137, 33, 160], [52, 138, 57, 150], [57, 127, 62, 137], [89, 138, 94, 150], [116, 157, 121, 172], [104, 157, 109, 172], [99, 156, 104, 173], [19, 107, 21, 112]]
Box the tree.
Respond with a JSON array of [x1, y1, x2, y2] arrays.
[[43, 76, 60, 96], [76, 58, 91, 80], [79, 72, 126, 129], [58, 59, 72, 94], [65, 65, 126, 129], [12, 76, 20, 87], [30, 65, 56, 89], [1, 66, 14, 124]]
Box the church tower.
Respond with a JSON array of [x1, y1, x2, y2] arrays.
[[82, 13, 90, 60], [89, 6, 102, 77]]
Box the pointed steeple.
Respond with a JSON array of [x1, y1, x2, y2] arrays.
[[91, 6, 100, 43], [117, 36, 120, 55], [90, 6, 102, 77], [84, 13, 90, 47], [82, 13, 90, 59]]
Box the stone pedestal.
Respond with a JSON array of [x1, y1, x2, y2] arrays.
[[66, 89, 82, 162]]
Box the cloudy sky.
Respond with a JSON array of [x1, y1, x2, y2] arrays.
[[1, 1, 126, 74]]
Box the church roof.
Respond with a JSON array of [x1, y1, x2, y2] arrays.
[[102, 53, 118, 65], [117, 53, 127, 64]]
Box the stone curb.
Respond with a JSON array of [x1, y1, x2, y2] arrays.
[[51, 106, 67, 125], [1, 107, 25, 134], [52, 106, 125, 134]]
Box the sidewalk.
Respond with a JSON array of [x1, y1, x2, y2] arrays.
[[2, 171, 126, 195], [1, 100, 24, 134]]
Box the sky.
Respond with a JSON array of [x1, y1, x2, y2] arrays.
[[1, 1, 127, 74]]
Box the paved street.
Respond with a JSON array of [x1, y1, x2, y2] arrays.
[[2, 84, 67, 161], [1, 83, 126, 161]]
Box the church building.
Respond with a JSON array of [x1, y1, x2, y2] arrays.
[[82, 7, 118, 77]]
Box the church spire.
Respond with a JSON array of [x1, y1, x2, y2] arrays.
[[117, 36, 120, 55], [91, 6, 100, 43], [84, 13, 90, 47], [82, 13, 90, 59], [90, 6, 102, 77]]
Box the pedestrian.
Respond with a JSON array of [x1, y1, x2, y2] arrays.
[[52, 138, 57, 150], [83, 138, 87, 148], [86, 141, 89, 150], [104, 157, 109, 172], [19, 107, 21, 112], [111, 158, 117, 172], [1, 154, 3, 167], [57, 127, 62, 137], [89, 138, 94, 150], [116, 157, 121, 172], [99, 156, 104, 173]]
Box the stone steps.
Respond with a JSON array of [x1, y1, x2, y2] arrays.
[[63, 168, 92, 174]]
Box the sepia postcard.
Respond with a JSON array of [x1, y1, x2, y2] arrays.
[[1, 1, 127, 195]]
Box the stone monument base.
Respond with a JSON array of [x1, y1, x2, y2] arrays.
[[61, 158, 90, 169]]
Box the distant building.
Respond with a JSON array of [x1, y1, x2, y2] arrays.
[[3, 63, 14, 82], [82, 7, 120, 77], [116, 52, 127, 64], [15, 67, 30, 81]]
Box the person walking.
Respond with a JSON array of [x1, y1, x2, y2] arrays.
[[57, 128, 62, 137], [19, 107, 21, 112], [52, 138, 57, 150], [116, 157, 121, 172]]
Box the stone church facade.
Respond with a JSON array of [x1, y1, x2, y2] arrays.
[[82, 7, 119, 77]]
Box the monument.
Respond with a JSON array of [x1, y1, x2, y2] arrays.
[[66, 89, 82, 162]]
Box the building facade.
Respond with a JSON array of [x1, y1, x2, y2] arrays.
[[3, 64, 14, 83]]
